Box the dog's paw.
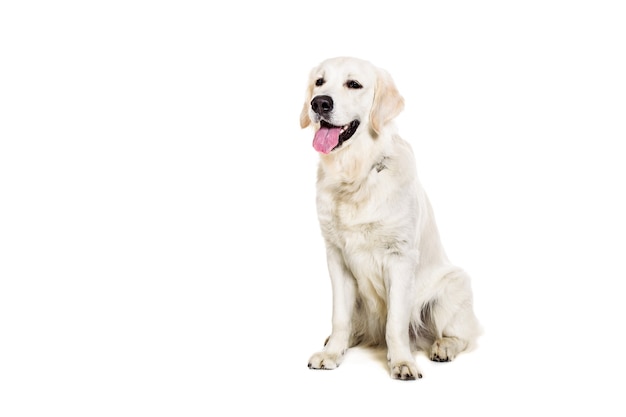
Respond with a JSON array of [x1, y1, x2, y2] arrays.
[[308, 350, 345, 370], [429, 338, 460, 362], [389, 360, 422, 380]]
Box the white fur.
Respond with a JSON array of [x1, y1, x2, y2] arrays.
[[301, 57, 481, 380]]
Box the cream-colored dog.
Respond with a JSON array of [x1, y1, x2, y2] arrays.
[[301, 57, 481, 380]]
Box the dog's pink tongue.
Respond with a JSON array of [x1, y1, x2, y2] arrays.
[[313, 126, 340, 154]]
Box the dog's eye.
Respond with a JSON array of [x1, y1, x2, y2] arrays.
[[315, 78, 325, 86], [346, 80, 363, 89]]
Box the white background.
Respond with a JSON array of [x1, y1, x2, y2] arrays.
[[1, 1, 625, 415]]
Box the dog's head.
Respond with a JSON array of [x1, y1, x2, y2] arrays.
[[300, 57, 404, 154]]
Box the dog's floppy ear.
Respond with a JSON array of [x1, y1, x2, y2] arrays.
[[300, 70, 315, 129], [370, 68, 404, 135]]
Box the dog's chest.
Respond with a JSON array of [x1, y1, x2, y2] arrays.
[[317, 170, 395, 256], [318, 192, 393, 303]]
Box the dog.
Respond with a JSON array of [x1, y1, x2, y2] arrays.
[[300, 57, 481, 380]]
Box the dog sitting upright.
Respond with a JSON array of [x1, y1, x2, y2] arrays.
[[300, 57, 481, 380]]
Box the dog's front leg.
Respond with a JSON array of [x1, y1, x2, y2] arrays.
[[308, 246, 356, 370], [385, 257, 422, 380]]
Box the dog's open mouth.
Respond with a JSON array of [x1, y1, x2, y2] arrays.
[[312, 120, 360, 154]]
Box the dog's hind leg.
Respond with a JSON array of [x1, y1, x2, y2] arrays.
[[426, 269, 481, 362]]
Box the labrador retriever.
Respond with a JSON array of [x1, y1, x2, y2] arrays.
[[300, 57, 481, 380]]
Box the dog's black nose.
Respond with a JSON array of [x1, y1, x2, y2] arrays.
[[311, 95, 333, 116]]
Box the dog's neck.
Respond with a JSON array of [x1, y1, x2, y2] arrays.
[[317, 130, 392, 194], [373, 156, 389, 173]]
